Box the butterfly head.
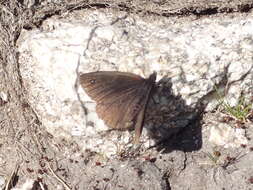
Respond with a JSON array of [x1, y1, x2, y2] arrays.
[[148, 71, 157, 83]]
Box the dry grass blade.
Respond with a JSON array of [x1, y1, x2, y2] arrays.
[[48, 164, 71, 190], [4, 164, 19, 190]]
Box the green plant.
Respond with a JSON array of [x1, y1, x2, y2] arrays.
[[221, 96, 252, 122], [205, 151, 220, 165], [214, 85, 252, 122]]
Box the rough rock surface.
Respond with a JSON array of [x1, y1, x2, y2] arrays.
[[18, 10, 252, 158]]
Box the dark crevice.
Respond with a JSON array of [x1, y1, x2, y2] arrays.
[[23, 3, 110, 29], [118, 3, 253, 17], [162, 172, 172, 190], [21, 1, 253, 30], [238, 4, 252, 12], [192, 7, 219, 16], [162, 5, 253, 17]]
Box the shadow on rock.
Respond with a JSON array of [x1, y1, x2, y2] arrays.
[[145, 76, 205, 153]]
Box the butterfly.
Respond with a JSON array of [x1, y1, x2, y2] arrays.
[[79, 71, 156, 143]]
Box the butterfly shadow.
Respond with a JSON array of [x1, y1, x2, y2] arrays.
[[145, 76, 205, 154]]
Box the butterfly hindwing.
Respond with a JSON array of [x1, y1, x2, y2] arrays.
[[97, 81, 150, 129]]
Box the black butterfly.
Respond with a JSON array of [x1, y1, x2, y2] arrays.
[[79, 71, 156, 143]]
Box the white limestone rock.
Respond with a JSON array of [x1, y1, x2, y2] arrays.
[[17, 10, 253, 157]]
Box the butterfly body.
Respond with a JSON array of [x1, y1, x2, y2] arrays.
[[79, 71, 156, 143]]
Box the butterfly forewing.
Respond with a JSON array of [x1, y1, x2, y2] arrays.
[[79, 71, 156, 143], [82, 73, 143, 100]]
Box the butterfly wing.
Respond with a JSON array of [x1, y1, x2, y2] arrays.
[[79, 71, 156, 142]]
